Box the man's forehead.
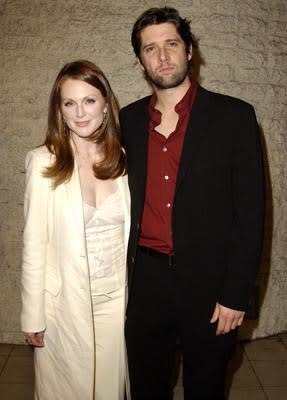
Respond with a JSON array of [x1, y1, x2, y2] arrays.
[[140, 22, 181, 45]]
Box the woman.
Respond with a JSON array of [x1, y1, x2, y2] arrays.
[[21, 60, 130, 400]]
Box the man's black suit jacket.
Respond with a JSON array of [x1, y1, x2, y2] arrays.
[[120, 84, 265, 318]]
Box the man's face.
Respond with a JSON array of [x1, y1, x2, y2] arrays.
[[139, 22, 192, 90]]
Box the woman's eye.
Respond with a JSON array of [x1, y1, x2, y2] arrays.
[[86, 98, 95, 104]]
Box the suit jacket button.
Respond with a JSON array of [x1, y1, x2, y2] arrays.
[[131, 257, 135, 264]]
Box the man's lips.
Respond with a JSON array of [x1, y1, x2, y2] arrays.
[[158, 65, 175, 73]]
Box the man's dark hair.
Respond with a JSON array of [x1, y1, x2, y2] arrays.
[[131, 7, 197, 60]]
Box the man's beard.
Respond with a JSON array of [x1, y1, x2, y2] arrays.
[[143, 58, 190, 90]]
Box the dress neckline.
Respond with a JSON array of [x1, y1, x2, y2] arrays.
[[83, 189, 119, 210]]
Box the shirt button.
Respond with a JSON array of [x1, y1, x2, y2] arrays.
[[164, 175, 169, 180], [166, 203, 171, 208], [162, 147, 167, 152]]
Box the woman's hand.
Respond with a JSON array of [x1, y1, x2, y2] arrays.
[[23, 331, 45, 347]]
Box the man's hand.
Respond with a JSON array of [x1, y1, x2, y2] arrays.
[[210, 303, 245, 335], [23, 331, 45, 347]]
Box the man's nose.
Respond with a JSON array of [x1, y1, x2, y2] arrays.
[[158, 47, 168, 63]]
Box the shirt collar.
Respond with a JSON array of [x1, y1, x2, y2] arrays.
[[149, 76, 197, 118]]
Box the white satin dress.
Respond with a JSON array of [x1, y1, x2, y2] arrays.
[[84, 189, 127, 400]]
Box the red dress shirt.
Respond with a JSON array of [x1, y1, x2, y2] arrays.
[[139, 78, 198, 254]]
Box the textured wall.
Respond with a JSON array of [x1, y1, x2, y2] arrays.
[[0, 0, 286, 343]]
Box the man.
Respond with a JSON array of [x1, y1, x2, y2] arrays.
[[120, 7, 264, 400]]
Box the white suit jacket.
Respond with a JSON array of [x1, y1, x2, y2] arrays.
[[21, 145, 130, 399]]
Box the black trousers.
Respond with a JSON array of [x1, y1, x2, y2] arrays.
[[125, 246, 237, 400]]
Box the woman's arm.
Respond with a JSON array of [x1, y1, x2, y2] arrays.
[[21, 149, 51, 339]]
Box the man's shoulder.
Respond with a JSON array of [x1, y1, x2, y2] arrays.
[[198, 85, 255, 113], [120, 95, 151, 116]]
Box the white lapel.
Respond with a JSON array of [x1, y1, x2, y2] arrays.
[[65, 160, 86, 246], [116, 175, 131, 251]]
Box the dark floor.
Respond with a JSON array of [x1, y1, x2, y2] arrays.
[[0, 334, 287, 399]]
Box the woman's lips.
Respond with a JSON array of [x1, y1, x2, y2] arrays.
[[75, 121, 90, 127]]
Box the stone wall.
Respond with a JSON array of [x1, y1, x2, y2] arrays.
[[0, 0, 286, 343]]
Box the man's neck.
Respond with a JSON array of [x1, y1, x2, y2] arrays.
[[154, 76, 191, 113]]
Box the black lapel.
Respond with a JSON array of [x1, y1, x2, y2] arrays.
[[128, 97, 150, 202], [136, 102, 150, 176], [175, 85, 211, 195]]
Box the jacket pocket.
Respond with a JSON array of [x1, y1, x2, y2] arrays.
[[45, 244, 61, 296], [45, 272, 61, 296]]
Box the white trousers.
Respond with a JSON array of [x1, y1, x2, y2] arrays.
[[91, 286, 126, 400]]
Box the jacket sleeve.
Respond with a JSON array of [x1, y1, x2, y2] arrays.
[[219, 105, 265, 311], [119, 109, 127, 149], [21, 150, 51, 332]]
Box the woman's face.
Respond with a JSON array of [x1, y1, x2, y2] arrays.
[[60, 78, 107, 141]]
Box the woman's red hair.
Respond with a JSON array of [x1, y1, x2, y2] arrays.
[[43, 60, 126, 188]]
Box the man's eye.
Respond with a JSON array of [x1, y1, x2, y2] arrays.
[[146, 46, 154, 53]]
